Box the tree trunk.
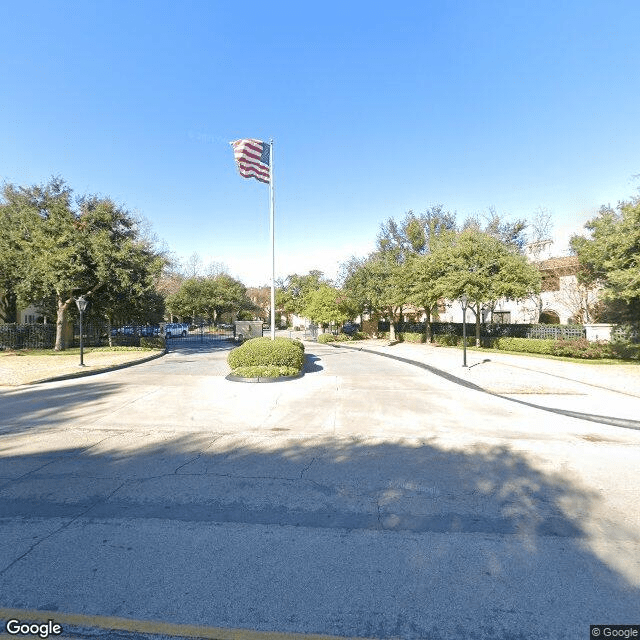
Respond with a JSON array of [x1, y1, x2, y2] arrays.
[[388, 308, 396, 341], [423, 306, 432, 343], [475, 303, 481, 348], [54, 296, 72, 351]]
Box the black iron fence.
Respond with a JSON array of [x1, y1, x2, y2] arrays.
[[0, 323, 160, 350]]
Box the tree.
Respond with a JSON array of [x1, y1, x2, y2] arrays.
[[342, 252, 412, 341], [1, 178, 165, 350], [276, 271, 329, 319], [302, 285, 351, 329], [570, 195, 640, 324], [377, 205, 457, 258], [462, 207, 528, 251], [375, 206, 458, 339], [405, 251, 450, 342], [165, 274, 253, 323], [435, 230, 541, 346]]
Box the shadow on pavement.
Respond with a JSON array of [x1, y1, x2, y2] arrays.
[[0, 430, 638, 638]]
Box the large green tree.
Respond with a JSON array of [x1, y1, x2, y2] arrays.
[[165, 274, 252, 323], [375, 206, 458, 339], [342, 251, 412, 341], [435, 229, 541, 346], [276, 271, 329, 320], [1, 178, 165, 349], [302, 285, 352, 329], [570, 196, 640, 323]]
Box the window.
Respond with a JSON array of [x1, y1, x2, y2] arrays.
[[492, 311, 511, 324]]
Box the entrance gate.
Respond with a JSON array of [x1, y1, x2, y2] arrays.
[[164, 324, 235, 351]]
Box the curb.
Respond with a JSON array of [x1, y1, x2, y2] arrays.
[[27, 349, 167, 385], [326, 342, 640, 432], [226, 371, 304, 383]]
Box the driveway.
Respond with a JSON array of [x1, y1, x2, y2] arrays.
[[1, 342, 639, 639]]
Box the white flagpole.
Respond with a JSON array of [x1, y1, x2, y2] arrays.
[[269, 139, 275, 341]]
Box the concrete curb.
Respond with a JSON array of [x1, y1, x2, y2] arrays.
[[226, 371, 305, 383], [28, 349, 167, 385], [327, 342, 640, 432]]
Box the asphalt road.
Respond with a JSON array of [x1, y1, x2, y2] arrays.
[[1, 342, 639, 640]]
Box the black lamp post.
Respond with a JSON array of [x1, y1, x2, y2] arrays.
[[460, 294, 468, 368], [75, 295, 88, 367]]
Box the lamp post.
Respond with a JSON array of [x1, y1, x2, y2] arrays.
[[75, 296, 88, 367], [460, 294, 468, 368]]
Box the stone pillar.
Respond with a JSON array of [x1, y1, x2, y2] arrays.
[[584, 324, 614, 342]]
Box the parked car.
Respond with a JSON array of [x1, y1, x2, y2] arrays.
[[341, 322, 360, 335], [139, 326, 160, 337], [164, 323, 189, 338]]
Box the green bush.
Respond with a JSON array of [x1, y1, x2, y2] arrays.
[[491, 336, 640, 360], [227, 337, 304, 374], [399, 332, 426, 343], [317, 333, 337, 343], [606, 341, 640, 360], [434, 334, 460, 346], [231, 365, 301, 378], [140, 336, 166, 349], [493, 337, 555, 355], [551, 338, 609, 359]]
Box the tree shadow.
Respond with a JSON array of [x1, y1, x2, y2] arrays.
[[0, 430, 638, 638]]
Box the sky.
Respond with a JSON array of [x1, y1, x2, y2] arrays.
[[1, 0, 639, 287]]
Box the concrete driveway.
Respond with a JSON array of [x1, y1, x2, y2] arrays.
[[1, 342, 639, 639]]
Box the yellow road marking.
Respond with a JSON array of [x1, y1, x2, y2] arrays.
[[0, 609, 372, 640]]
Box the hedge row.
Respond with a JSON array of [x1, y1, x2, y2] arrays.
[[429, 333, 639, 360], [317, 332, 367, 343]]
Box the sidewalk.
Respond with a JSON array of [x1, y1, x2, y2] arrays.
[[324, 339, 640, 398]]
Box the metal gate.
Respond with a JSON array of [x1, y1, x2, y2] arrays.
[[164, 324, 235, 351]]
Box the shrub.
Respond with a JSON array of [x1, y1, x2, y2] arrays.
[[434, 334, 460, 346], [231, 365, 301, 378], [493, 337, 555, 355], [399, 332, 426, 343], [606, 342, 640, 360], [317, 333, 337, 343], [140, 336, 166, 349], [227, 337, 304, 374], [551, 338, 608, 359]]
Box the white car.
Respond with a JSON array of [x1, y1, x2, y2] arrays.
[[164, 323, 189, 338]]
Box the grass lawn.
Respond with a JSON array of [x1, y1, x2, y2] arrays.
[[0, 346, 164, 385]]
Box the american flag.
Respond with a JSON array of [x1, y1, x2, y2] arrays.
[[230, 139, 271, 184]]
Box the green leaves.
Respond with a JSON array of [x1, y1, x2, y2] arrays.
[[165, 274, 252, 322], [1, 178, 166, 347], [571, 196, 640, 322]]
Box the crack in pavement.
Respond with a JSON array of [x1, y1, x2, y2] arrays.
[[0, 481, 127, 576]]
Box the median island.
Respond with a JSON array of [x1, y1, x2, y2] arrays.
[[226, 336, 305, 382]]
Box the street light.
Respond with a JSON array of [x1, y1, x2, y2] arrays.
[[75, 295, 88, 367], [460, 294, 468, 368]]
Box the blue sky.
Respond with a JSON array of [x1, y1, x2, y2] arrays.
[[1, 0, 639, 286]]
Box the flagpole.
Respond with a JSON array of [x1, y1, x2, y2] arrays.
[[269, 139, 275, 341]]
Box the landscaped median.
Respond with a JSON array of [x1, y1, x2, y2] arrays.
[[226, 336, 305, 382], [0, 346, 165, 385]]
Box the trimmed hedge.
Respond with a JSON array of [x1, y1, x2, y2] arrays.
[[227, 337, 304, 377], [140, 336, 165, 349], [317, 333, 337, 343], [231, 365, 301, 378]]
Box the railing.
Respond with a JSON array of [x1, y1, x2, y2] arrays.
[[376, 321, 587, 340]]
